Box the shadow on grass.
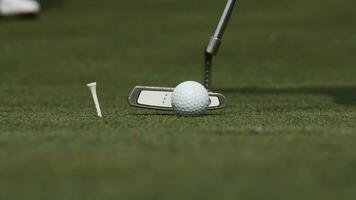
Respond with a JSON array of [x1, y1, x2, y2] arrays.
[[40, 0, 66, 9], [129, 112, 224, 117], [218, 86, 356, 106], [129, 113, 175, 116]]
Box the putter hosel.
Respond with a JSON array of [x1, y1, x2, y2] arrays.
[[203, 0, 237, 89]]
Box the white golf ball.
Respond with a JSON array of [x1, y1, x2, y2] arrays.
[[171, 81, 210, 116]]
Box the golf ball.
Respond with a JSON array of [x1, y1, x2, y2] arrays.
[[171, 81, 210, 116]]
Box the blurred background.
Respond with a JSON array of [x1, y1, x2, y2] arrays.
[[1, 0, 355, 88]]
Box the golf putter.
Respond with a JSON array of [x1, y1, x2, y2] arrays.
[[128, 0, 237, 111]]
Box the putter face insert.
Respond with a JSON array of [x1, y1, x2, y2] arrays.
[[128, 0, 237, 111], [128, 86, 227, 111]]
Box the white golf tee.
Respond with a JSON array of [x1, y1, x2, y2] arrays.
[[87, 82, 102, 118]]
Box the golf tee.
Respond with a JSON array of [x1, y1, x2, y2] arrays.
[[87, 82, 103, 118]]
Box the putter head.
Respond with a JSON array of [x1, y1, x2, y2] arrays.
[[128, 86, 227, 111]]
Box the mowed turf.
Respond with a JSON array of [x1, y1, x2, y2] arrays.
[[1, 0, 356, 199]]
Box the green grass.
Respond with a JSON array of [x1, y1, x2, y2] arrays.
[[1, 0, 356, 199]]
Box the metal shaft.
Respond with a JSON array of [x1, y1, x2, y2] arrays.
[[204, 0, 237, 90], [214, 0, 237, 40], [205, 0, 236, 55]]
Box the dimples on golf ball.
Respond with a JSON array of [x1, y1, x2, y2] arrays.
[[171, 81, 210, 116]]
